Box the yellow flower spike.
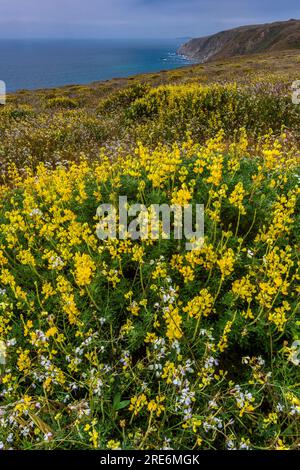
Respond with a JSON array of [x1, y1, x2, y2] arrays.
[[217, 249, 235, 278], [144, 332, 158, 343], [107, 439, 121, 450], [171, 186, 193, 206], [147, 395, 165, 417], [17, 349, 31, 375], [164, 305, 183, 341], [229, 182, 246, 215], [183, 289, 214, 319], [73, 252, 96, 287], [232, 277, 256, 303], [129, 394, 148, 416]]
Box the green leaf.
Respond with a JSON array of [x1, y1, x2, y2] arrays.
[[113, 392, 130, 411], [113, 392, 121, 410], [115, 400, 130, 411]]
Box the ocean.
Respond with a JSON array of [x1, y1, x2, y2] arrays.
[[0, 38, 193, 92]]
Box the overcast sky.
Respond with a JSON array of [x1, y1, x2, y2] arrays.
[[0, 0, 299, 38]]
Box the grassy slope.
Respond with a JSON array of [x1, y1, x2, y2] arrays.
[[8, 49, 300, 107], [1, 49, 299, 179]]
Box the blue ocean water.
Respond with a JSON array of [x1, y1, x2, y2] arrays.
[[0, 39, 193, 92]]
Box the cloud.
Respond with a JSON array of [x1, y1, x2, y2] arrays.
[[0, 0, 299, 38]]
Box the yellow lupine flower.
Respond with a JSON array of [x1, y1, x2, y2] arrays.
[[74, 253, 96, 287], [171, 186, 192, 206], [217, 249, 235, 278], [229, 182, 246, 215], [129, 393, 148, 416], [183, 289, 214, 319], [17, 349, 31, 375], [147, 395, 165, 417], [164, 305, 183, 341], [232, 276, 256, 302]]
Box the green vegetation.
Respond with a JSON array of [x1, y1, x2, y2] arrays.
[[0, 50, 299, 450]]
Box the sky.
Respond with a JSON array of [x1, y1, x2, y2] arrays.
[[0, 0, 299, 39]]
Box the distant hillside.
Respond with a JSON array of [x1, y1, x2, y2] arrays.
[[178, 19, 300, 62]]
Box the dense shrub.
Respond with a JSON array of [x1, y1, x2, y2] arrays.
[[46, 97, 79, 109], [0, 104, 35, 120], [97, 83, 150, 115], [126, 83, 300, 141]]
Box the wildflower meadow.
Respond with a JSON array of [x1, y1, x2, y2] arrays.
[[0, 54, 299, 451]]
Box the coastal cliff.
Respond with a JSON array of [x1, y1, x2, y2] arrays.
[[178, 19, 300, 62]]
